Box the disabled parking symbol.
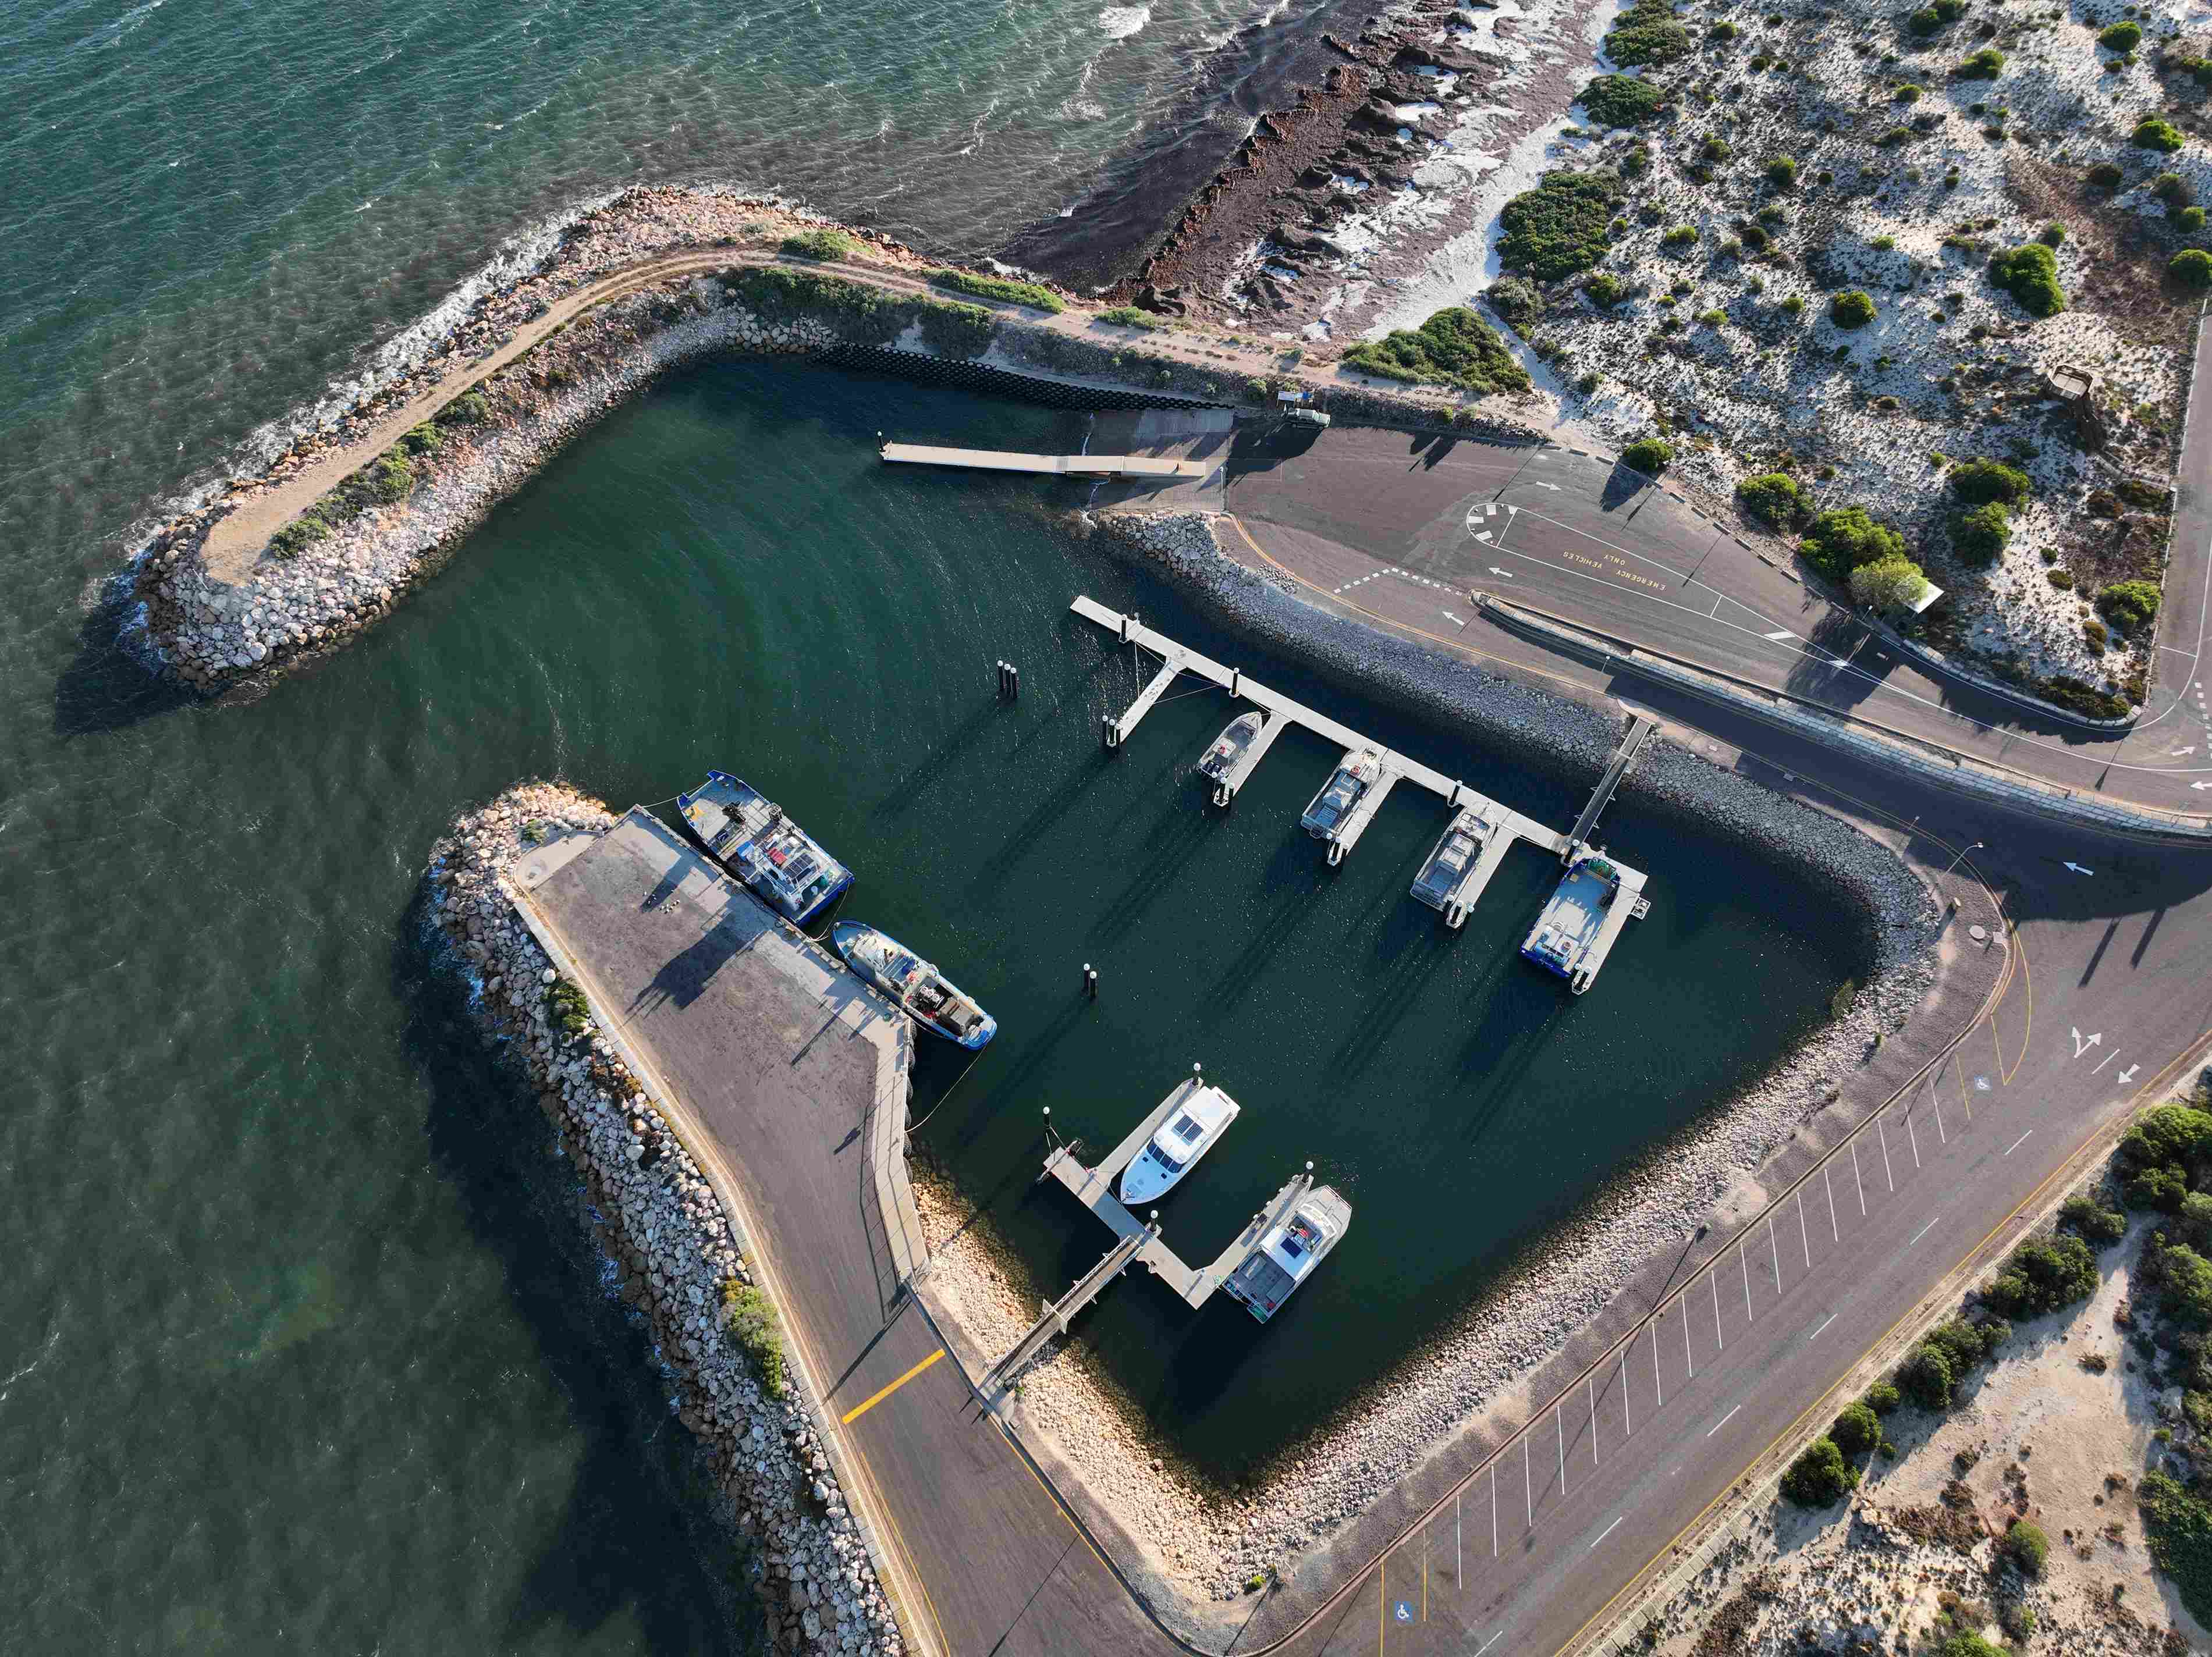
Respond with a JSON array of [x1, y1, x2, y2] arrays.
[[1394, 1601, 1414, 1624]]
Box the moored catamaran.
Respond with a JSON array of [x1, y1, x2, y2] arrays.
[[678, 770, 853, 926], [832, 922, 997, 1050]]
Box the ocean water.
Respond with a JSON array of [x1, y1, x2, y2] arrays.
[[0, 6, 1856, 1649]]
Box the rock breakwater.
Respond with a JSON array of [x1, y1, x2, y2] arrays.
[[428, 782, 906, 1657]]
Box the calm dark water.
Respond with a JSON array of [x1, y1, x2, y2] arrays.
[[1, 354, 1859, 1648]]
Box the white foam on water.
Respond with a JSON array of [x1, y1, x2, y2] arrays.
[[1096, 6, 1151, 39]]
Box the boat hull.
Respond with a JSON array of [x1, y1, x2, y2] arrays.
[[832, 922, 997, 1050], [677, 770, 853, 926]]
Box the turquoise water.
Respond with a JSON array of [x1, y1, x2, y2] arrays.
[[2, 6, 1862, 1647]]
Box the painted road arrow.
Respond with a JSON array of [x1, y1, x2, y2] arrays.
[[2193, 782, 2212, 791], [2063, 861, 2095, 874], [1489, 566, 1514, 578], [2119, 1064, 2142, 1085], [2072, 1028, 2103, 1058]]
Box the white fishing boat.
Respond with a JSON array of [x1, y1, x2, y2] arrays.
[[1119, 1081, 1241, 1205], [832, 922, 997, 1049], [1409, 805, 1499, 929], [677, 771, 852, 925], [1196, 712, 1265, 784], [1300, 748, 1383, 841], [1223, 1184, 1352, 1322]]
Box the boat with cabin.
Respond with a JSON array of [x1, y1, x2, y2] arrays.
[[1300, 748, 1383, 841], [1196, 713, 1265, 787], [1411, 805, 1499, 928], [832, 922, 997, 1050], [1118, 1080, 1241, 1205], [678, 771, 853, 926], [1223, 1183, 1352, 1322], [1521, 851, 1648, 994]]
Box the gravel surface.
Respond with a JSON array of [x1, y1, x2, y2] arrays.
[[914, 507, 1941, 1607]]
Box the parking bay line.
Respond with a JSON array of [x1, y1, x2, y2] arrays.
[[1589, 1516, 1624, 1551], [1909, 1216, 1940, 1247], [1706, 1405, 1742, 1438]]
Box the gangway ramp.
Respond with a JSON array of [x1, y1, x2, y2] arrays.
[[879, 442, 1212, 478], [1565, 714, 1656, 859]]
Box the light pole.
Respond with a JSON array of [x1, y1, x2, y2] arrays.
[[1940, 840, 1984, 915]]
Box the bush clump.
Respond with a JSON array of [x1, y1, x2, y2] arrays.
[[932, 268, 1065, 313], [1799, 504, 1906, 581], [780, 227, 855, 261], [268, 513, 331, 560], [434, 388, 492, 428], [1897, 1317, 2008, 1410], [1830, 1400, 1881, 1457], [1486, 275, 1545, 330], [1987, 243, 2067, 317], [1954, 48, 2005, 79], [2182, 205, 2208, 231], [1851, 553, 1935, 612], [1621, 436, 1674, 474], [1340, 307, 1531, 395], [1981, 1232, 2099, 1320], [1767, 155, 1799, 189], [1934, 1634, 2004, 1657], [1863, 1381, 1901, 1414], [2060, 1193, 2129, 1245], [2140, 1470, 2212, 1626], [1781, 1436, 1859, 1506], [1604, 0, 1692, 66], [1909, 0, 1966, 33], [720, 1281, 787, 1394], [1097, 305, 1160, 329], [1499, 170, 1620, 280], [1952, 500, 2012, 564], [1949, 457, 2031, 506], [2097, 578, 2163, 630], [2001, 1518, 2050, 1577], [1830, 289, 1876, 328], [2154, 172, 2195, 205], [2088, 160, 2126, 189], [2101, 20, 2144, 52], [2040, 220, 2068, 246], [1585, 272, 1625, 306], [1580, 73, 1666, 126], [2138, 118, 2188, 152], [545, 977, 591, 1041], [2174, 248, 2212, 287], [1737, 471, 1809, 529]]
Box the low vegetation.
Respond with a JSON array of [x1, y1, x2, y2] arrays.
[[545, 976, 591, 1041], [730, 267, 997, 357], [1579, 73, 1665, 128], [1096, 305, 1161, 330], [932, 269, 1065, 314], [720, 1281, 787, 1395], [779, 227, 854, 261], [1603, 0, 1691, 67], [1340, 307, 1531, 396], [2097, 578, 2162, 630], [1986, 243, 2067, 318], [1497, 170, 1618, 282]]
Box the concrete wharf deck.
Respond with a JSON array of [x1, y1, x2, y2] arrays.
[[879, 442, 1212, 478]]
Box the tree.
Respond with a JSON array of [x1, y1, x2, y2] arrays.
[[1799, 504, 1905, 581], [1830, 289, 1876, 328], [2059, 1193, 2128, 1246], [1830, 1401, 1881, 1457], [2177, 249, 2212, 288], [1737, 471, 1808, 528], [1851, 553, 1934, 612], [1952, 501, 2011, 564], [2118, 1103, 2212, 1175], [2162, 1242, 2212, 1328], [1948, 457, 2032, 505], [1621, 437, 1674, 474], [1898, 1342, 1955, 1410], [1987, 244, 2067, 317], [1781, 1436, 1859, 1506], [1980, 1232, 2099, 1319]]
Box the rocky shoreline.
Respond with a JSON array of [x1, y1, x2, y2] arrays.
[[427, 783, 906, 1657], [906, 506, 1943, 1603]]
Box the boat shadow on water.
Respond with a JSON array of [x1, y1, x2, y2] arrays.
[[1195, 834, 1335, 1018], [1085, 791, 1218, 950], [1323, 908, 1461, 1083], [391, 888, 762, 1657]]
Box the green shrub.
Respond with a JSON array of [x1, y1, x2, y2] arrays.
[[1830, 1400, 1881, 1457], [1767, 155, 1799, 189], [1585, 272, 1625, 306], [268, 513, 330, 560], [1949, 457, 2031, 506], [1876, 125, 1915, 148], [1486, 275, 1545, 330], [1954, 48, 2005, 79], [1604, 0, 1692, 67], [398, 421, 443, 458], [1701, 134, 1732, 161], [1098, 305, 1160, 329], [2060, 1193, 2128, 1246], [2131, 1163, 2192, 1212], [1934, 1634, 2005, 1657], [2140, 1471, 2212, 1627], [2097, 578, 2163, 630], [2164, 1242, 2212, 1328], [1981, 1232, 2099, 1320], [2155, 172, 2194, 205], [545, 977, 591, 1040], [780, 227, 855, 261], [1898, 1343, 1955, 1410], [1341, 307, 1531, 395], [1621, 437, 1674, 474], [2183, 205, 2208, 231], [1581, 73, 1666, 126], [1863, 1381, 1901, 1414], [1987, 243, 2067, 317], [1781, 1436, 1859, 1506], [1850, 553, 1934, 612], [1952, 500, 2011, 564], [720, 1281, 787, 1393], [1909, 0, 1966, 31], [2118, 1103, 2212, 1175], [2101, 20, 2144, 52], [2139, 118, 2188, 152], [1830, 289, 1876, 328], [1780, 293, 1805, 318], [434, 388, 492, 428], [2088, 161, 2126, 189], [1709, 19, 1738, 40], [2174, 248, 2212, 287], [1737, 471, 1809, 528], [932, 268, 1065, 313], [1895, 82, 1925, 102], [1800, 504, 1905, 580], [2002, 1517, 2049, 1577], [341, 451, 414, 509], [2041, 221, 2068, 246], [1499, 171, 1619, 280]]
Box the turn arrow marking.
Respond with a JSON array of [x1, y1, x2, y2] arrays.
[[2062, 862, 2094, 874], [1489, 566, 1515, 578], [2071, 1027, 2103, 1058], [2119, 1064, 2142, 1085]]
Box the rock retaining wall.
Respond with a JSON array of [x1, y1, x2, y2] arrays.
[[429, 782, 907, 1657]]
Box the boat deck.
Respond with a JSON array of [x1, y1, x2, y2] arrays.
[[1411, 802, 1514, 923]]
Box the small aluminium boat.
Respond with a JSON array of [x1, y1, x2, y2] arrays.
[[678, 771, 853, 926], [1119, 1079, 1241, 1206], [1195, 712, 1269, 808], [1300, 748, 1383, 841], [1223, 1184, 1353, 1322], [832, 922, 997, 1050]]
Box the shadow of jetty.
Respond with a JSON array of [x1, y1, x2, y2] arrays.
[[393, 889, 764, 1657], [52, 577, 201, 738]]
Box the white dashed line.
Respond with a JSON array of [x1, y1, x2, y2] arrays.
[[2006, 1130, 2034, 1155]]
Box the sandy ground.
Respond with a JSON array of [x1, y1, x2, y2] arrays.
[[1645, 1218, 2210, 1654]]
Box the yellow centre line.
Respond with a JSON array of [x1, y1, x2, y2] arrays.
[[840, 1347, 945, 1424]]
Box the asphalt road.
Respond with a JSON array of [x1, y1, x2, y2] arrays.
[[1224, 419, 2212, 821]]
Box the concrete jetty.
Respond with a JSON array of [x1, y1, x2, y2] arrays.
[[879, 442, 1212, 478]]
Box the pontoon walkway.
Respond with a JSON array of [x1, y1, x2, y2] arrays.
[[879, 443, 1212, 478]]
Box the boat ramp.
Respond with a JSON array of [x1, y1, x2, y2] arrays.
[[1070, 596, 1654, 990]]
